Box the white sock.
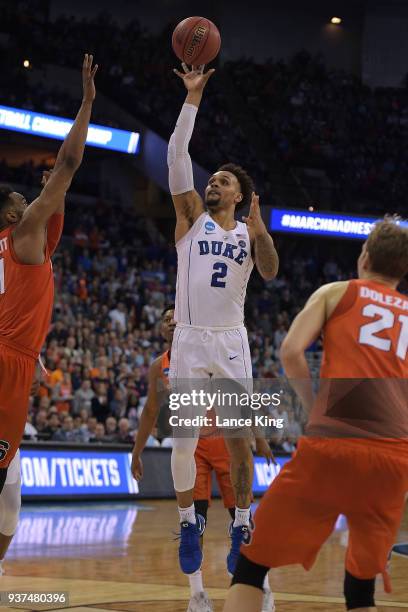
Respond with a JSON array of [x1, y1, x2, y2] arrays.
[[0, 560, 4, 576], [189, 569, 204, 596], [263, 573, 270, 591], [179, 503, 196, 524], [233, 506, 250, 527]]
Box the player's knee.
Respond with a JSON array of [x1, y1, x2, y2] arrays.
[[227, 437, 252, 462], [344, 570, 375, 610], [0, 488, 21, 536], [231, 553, 269, 591], [0, 468, 7, 495]]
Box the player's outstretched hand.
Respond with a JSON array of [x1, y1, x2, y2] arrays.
[[173, 63, 215, 92], [131, 452, 143, 481], [242, 193, 268, 237], [255, 438, 277, 466], [82, 53, 98, 103]]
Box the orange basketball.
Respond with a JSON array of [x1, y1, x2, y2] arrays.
[[172, 16, 221, 66]]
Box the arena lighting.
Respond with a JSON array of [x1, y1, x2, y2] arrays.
[[0, 103, 140, 154], [23, 59, 31, 68], [270, 208, 408, 240], [330, 16, 342, 25]]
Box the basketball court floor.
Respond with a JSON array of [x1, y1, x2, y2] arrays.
[[1, 500, 407, 611]]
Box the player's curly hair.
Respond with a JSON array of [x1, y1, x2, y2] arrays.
[[0, 185, 13, 218], [366, 216, 408, 279], [162, 304, 175, 317], [218, 163, 254, 211]]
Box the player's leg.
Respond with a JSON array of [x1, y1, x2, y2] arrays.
[[215, 328, 254, 574], [0, 347, 35, 474], [223, 442, 340, 611], [185, 441, 214, 611], [0, 451, 21, 575], [169, 328, 210, 574]]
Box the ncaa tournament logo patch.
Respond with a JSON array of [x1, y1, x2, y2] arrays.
[[205, 221, 216, 232], [239, 240, 246, 248], [163, 367, 169, 377]]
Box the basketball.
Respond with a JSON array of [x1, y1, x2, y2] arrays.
[[172, 16, 221, 66]]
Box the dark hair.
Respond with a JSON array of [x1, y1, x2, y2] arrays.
[[366, 218, 408, 280], [0, 185, 13, 217], [162, 304, 175, 317], [217, 163, 254, 211]]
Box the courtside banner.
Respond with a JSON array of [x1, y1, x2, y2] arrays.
[[0, 104, 140, 154], [270, 209, 408, 239], [20, 449, 138, 497], [252, 456, 291, 493]]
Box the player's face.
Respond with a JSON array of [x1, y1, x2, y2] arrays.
[[357, 242, 370, 278], [5, 192, 27, 225], [161, 309, 176, 344], [204, 171, 243, 210]]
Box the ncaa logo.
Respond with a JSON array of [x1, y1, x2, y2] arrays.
[[163, 367, 169, 377], [239, 240, 246, 248], [205, 221, 216, 232]]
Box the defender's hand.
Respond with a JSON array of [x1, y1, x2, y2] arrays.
[[242, 193, 268, 238], [173, 63, 215, 93], [41, 169, 52, 187], [131, 453, 143, 481], [255, 438, 277, 466], [82, 53, 98, 103]]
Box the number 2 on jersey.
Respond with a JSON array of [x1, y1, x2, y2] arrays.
[[211, 262, 227, 288], [359, 304, 408, 360], [0, 258, 4, 295]]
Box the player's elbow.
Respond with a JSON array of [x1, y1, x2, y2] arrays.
[[63, 155, 81, 172], [280, 338, 303, 368], [260, 267, 278, 282]]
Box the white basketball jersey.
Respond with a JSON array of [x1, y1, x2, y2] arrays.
[[175, 213, 254, 327]]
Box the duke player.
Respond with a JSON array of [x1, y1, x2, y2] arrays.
[[167, 63, 279, 576]]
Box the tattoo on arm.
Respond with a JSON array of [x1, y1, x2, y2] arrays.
[[254, 233, 279, 280], [233, 460, 252, 508]]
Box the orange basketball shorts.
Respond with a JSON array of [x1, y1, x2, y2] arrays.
[[243, 437, 408, 585], [194, 437, 235, 508], [0, 344, 36, 468]]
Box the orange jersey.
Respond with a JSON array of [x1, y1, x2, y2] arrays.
[[309, 279, 408, 445], [47, 213, 64, 257], [0, 226, 54, 359], [321, 279, 408, 378], [161, 350, 170, 382]]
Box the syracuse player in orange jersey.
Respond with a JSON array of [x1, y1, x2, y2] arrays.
[[0, 54, 98, 491], [224, 219, 408, 612], [132, 306, 275, 612]]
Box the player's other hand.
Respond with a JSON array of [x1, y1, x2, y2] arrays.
[[255, 438, 277, 466], [41, 169, 52, 187], [242, 193, 268, 238], [173, 63, 215, 92], [131, 452, 143, 481], [82, 53, 98, 103]]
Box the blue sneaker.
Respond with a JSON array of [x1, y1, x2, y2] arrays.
[[227, 521, 252, 575], [178, 514, 206, 574]]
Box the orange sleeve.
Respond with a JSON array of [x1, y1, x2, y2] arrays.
[[47, 214, 64, 256]]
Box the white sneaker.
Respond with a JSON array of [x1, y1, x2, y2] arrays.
[[262, 588, 275, 612], [187, 591, 214, 612]]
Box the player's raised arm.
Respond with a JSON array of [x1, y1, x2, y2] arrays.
[[168, 64, 215, 243], [131, 358, 162, 480], [243, 193, 279, 280], [13, 54, 98, 265]]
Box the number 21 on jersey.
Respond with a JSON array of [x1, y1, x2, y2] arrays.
[[359, 303, 408, 360], [0, 258, 4, 295]]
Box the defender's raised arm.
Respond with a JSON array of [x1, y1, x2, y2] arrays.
[[13, 54, 98, 265]]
